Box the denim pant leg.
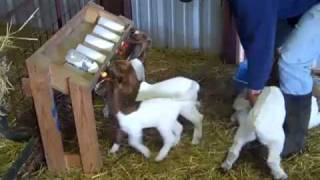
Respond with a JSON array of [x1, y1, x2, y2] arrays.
[[279, 3, 320, 95]]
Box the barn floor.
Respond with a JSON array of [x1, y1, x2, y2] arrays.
[[38, 49, 320, 180], [1, 48, 320, 179]]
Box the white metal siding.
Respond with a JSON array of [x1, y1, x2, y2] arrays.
[[132, 0, 223, 53]]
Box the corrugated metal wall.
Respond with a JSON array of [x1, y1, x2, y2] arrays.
[[0, 0, 97, 30], [131, 0, 223, 53]]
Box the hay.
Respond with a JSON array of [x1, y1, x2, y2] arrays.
[[0, 138, 25, 176], [0, 8, 39, 52], [0, 8, 39, 114], [0, 8, 39, 177], [5, 48, 320, 179], [0, 57, 14, 110]]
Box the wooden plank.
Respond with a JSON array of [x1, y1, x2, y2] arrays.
[[84, 3, 101, 23], [68, 79, 102, 173], [26, 60, 66, 172], [64, 153, 82, 169], [98, 9, 128, 26], [50, 63, 93, 94]]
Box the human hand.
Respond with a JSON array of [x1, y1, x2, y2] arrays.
[[247, 89, 261, 106]]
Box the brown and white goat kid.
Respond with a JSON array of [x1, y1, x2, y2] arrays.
[[95, 59, 142, 153], [95, 59, 203, 154], [99, 66, 203, 161]]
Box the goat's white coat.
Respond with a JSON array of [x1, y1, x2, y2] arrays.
[[95, 59, 204, 157], [230, 90, 320, 129], [223, 87, 320, 179], [130, 58, 145, 81], [109, 77, 202, 154], [309, 96, 320, 129], [222, 87, 287, 179], [115, 98, 203, 161], [136, 77, 199, 101]]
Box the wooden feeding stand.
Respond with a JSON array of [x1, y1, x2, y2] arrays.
[[25, 2, 133, 173]]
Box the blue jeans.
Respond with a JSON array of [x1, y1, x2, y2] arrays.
[[279, 3, 320, 95]]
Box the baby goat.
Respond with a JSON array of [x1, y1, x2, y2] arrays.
[[103, 71, 203, 161], [222, 86, 320, 179], [95, 59, 202, 154], [221, 86, 287, 179], [230, 89, 320, 129]]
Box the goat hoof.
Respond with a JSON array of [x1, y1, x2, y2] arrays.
[[274, 172, 288, 180], [143, 150, 151, 158], [221, 162, 232, 171], [192, 138, 200, 145], [103, 106, 109, 118], [109, 144, 120, 154], [155, 156, 165, 162], [173, 138, 181, 146]]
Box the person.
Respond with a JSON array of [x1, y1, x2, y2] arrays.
[[178, 0, 320, 157], [228, 0, 320, 157]]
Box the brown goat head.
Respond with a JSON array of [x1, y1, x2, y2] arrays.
[[95, 60, 141, 102], [116, 29, 152, 63]]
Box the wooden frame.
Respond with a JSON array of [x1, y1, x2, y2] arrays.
[[26, 2, 133, 173]]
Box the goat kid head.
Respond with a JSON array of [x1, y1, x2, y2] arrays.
[[95, 59, 144, 100], [128, 30, 152, 62], [118, 29, 152, 63]]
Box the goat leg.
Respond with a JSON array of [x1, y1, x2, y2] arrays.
[[110, 129, 125, 154], [265, 133, 287, 179], [221, 127, 256, 171], [128, 132, 151, 158], [155, 127, 175, 162]]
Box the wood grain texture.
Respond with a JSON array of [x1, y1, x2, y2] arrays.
[[26, 60, 66, 171], [21, 77, 32, 97], [64, 153, 82, 169], [69, 79, 102, 173]]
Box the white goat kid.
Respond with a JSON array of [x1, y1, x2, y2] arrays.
[[135, 76, 200, 101], [308, 96, 320, 129], [230, 89, 320, 130], [116, 98, 203, 161], [223, 86, 320, 179], [221, 86, 288, 179], [108, 76, 202, 154]]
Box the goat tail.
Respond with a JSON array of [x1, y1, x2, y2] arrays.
[[309, 112, 320, 129], [309, 96, 320, 129]]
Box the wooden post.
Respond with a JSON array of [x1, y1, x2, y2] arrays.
[[68, 79, 102, 173], [24, 3, 134, 173], [26, 60, 66, 171], [64, 154, 82, 169]]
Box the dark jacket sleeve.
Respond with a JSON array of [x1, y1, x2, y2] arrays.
[[229, 0, 278, 90]]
